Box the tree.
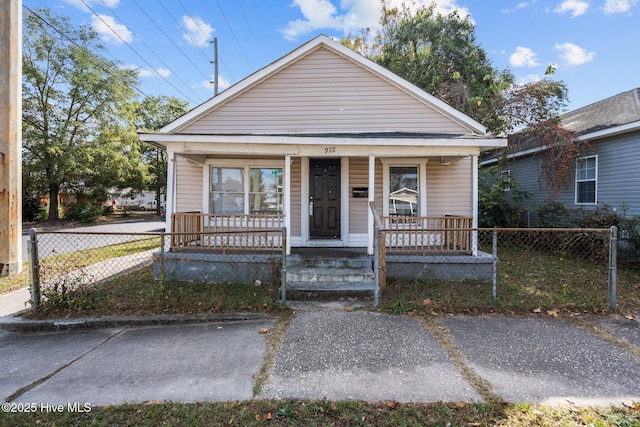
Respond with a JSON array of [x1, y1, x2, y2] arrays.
[[342, 1, 578, 211], [134, 96, 190, 214], [342, 1, 515, 130], [22, 8, 141, 220], [341, 1, 570, 137]]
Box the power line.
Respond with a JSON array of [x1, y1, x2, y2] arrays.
[[23, 4, 153, 100], [131, 0, 214, 88], [172, 0, 235, 83], [96, 0, 203, 103], [214, 0, 253, 69], [81, 0, 199, 104]]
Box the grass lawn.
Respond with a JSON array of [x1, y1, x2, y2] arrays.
[[1, 399, 638, 426], [3, 241, 639, 427]]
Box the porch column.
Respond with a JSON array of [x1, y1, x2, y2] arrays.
[[471, 154, 478, 256], [165, 151, 176, 234], [284, 154, 291, 255], [368, 154, 375, 255]]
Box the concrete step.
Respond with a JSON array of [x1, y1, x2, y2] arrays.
[[284, 281, 376, 295], [286, 267, 374, 283], [286, 256, 371, 269]]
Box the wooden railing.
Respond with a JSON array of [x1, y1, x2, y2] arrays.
[[171, 212, 285, 252], [380, 215, 472, 254]]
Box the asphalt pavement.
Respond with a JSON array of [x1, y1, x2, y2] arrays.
[[1, 309, 639, 408]]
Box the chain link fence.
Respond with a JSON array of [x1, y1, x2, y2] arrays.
[[376, 226, 622, 311], [26, 229, 285, 312], [26, 226, 633, 313]]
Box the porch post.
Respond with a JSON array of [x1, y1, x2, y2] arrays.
[[165, 151, 176, 235], [368, 154, 375, 255], [471, 154, 478, 256], [284, 154, 291, 255]]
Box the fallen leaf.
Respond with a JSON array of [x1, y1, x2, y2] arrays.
[[547, 310, 558, 317], [533, 307, 542, 313], [258, 328, 269, 334], [456, 401, 466, 408], [423, 298, 432, 306], [532, 409, 544, 416], [255, 414, 261, 421], [624, 314, 636, 321], [265, 412, 272, 420]]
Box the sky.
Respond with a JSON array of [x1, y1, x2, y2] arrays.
[[24, 0, 640, 114]]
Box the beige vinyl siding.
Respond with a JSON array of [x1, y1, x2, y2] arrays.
[[175, 155, 203, 212], [372, 159, 384, 213], [182, 47, 470, 135], [349, 157, 369, 234], [290, 157, 301, 238], [426, 157, 472, 216]]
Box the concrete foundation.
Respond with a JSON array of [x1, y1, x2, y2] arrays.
[[153, 251, 282, 285]]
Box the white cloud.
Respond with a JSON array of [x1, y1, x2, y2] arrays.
[[182, 16, 214, 47], [123, 65, 172, 79], [91, 14, 132, 45], [281, 0, 472, 41], [202, 74, 230, 92], [509, 47, 539, 67], [554, 0, 590, 17], [554, 42, 595, 65], [603, 0, 638, 13]]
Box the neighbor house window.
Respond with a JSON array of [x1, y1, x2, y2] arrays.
[[389, 166, 419, 216], [576, 155, 597, 204], [210, 165, 283, 214]]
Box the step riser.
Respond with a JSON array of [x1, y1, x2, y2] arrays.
[[284, 256, 375, 297], [287, 273, 374, 282], [286, 257, 371, 269]]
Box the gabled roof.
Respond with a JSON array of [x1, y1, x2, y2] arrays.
[[481, 87, 640, 164], [562, 87, 640, 136], [160, 34, 487, 136]]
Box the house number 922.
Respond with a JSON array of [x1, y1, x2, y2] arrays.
[[324, 146, 336, 153]]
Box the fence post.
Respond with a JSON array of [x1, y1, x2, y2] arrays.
[[608, 226, 617, 310], [280, 227, 287, 306], [492, 228, 498, 308], [27, 228, 40, 312], [373, 225, 381, 309]]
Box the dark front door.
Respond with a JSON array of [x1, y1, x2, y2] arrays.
[[309, 158, 340, 239]]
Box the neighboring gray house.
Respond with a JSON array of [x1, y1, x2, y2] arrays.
[[481, 88, 640, 225]]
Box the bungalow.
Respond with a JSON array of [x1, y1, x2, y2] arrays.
[[139, 35, 506, 292]]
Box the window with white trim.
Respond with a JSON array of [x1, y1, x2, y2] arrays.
[[575, 155, 597, 204], [389, 166, 419, 216], [210, 166, 283, 214]]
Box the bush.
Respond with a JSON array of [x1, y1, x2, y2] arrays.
[[63, 203, 102, 223], [537, 202, 640, 264], [22, 193, 47, 222]]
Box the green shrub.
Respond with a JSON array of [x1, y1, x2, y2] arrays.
[[63, 203, 102, 223]]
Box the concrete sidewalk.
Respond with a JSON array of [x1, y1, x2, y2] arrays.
[[1, 310, 639, 407]]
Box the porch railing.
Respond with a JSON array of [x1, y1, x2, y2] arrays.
[[171, 212, 285, 252], [380, 215, 472, 254]]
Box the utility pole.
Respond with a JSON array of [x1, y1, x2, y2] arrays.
[[210, 37, 218, 96], [0, 0, 22, 277]]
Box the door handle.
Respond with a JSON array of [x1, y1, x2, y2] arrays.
[[308, 201, 313, 216]]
